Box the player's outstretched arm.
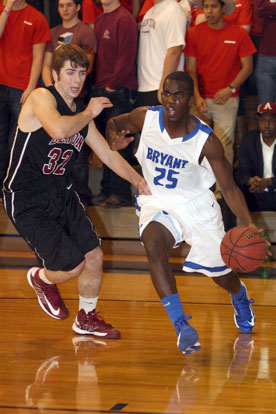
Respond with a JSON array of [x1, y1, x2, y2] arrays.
[[85, 120, 151, 195], [106, 107, 148, 151], [19, 88, 112, 140], [202, 132, 254, 228]]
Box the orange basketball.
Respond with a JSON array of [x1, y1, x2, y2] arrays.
[[220, 226, 267, 272]]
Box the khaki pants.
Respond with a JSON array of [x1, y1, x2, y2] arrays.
[[190, 97, 239, 165]]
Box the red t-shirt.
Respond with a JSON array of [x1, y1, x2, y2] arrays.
[[184, 21, 256, 98], [0, 4, 50, 90], [94, 6, 137, 89], [82, 0, 132, 25], [82, 0, 103, 24]]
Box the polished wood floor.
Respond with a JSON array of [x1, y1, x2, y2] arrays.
[[1, 264, 276, 414]]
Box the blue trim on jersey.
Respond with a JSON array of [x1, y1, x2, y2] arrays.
[[148, 107, 212, 142], [200, 121, 212, 135], [159, 107, 165, 133], [181, 117, 212, 142], [148, 105, 162, 112], [184, 261, 228, 273]]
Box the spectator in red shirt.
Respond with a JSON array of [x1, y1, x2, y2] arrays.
[[0, 0, 49, 197], [184, 0, 256, 230]]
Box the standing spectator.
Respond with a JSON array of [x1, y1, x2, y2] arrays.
[[184, 0, 256, 230], [237, 101, 276, 211], [185, 0, 255, 165], [0, 0, 49, 196], [136, 0, 186, 107], [42, 0, 97, 206], [254, 0, 276, 104], [42, 0, 96, 86], [194, 0, 254, 162], [82, 0, 138, 28], [90, 0, 138, 208]]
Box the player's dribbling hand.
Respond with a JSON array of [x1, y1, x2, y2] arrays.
[[137, 179, 151, 196], [110, 130, 135, 151], [87, 97, 113, 119]]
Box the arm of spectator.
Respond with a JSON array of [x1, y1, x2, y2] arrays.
[[132, 0, 143, 19], [254, 0, 276, 17], [185, 55, 208, 113], [20, 42, 46, 104], [87, 52, 95, 76], [213, 54, 253, 105], [248, 177, 275, 193], [0, 0, 17, 37], [195, 13, 206, 25], [42, 51, 54, 87], [157, 45, 183, 103]]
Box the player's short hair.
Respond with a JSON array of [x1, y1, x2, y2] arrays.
[[202, 0, 225, 8], [52, 44, 89, 76], [164, 72, 194, 97]]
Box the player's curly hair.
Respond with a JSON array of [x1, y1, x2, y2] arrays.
[[52, 44, 89, 77]]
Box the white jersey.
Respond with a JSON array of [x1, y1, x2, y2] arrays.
[[135, 106, 216, 204]]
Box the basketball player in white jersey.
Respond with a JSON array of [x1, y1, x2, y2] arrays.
[[106, 71, 262, 354]]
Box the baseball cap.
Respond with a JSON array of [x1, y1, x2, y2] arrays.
[[257, 101, 276, 115], [190, 0, 235, 15]]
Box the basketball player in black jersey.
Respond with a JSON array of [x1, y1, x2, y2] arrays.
[[3, 44, 151, 338]]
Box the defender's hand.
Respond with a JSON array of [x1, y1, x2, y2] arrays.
[[137, 178, 151, 195], [87, 97, 113, 119]]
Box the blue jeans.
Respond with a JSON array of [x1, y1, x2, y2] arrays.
[[0, 85, 23, 189], [255, 55, 276, 104], [90, 87, 136, 202]]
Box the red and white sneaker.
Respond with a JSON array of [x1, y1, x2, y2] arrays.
[[72, 309, 121, 339], [27, 267, 69, 320]]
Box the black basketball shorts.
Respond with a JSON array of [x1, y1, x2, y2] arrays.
[[4, 184, 101, 271]]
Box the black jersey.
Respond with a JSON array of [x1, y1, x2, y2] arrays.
[[3, 86, 88, 195]]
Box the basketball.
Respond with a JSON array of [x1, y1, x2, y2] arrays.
[[220, 226, 267, 272]]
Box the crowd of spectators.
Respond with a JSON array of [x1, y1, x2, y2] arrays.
[[0, 0, 275, 228]]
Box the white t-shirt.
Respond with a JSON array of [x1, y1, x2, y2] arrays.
[[137, 0, 186, 92]]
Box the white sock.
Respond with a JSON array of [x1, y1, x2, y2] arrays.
[[38, 269, 54, 284], [79, 296, 98, 314]]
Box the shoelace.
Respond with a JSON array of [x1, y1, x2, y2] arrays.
[[43, 283, 63, 307], [175, 314, 192, 333], [234, 298, 255, 317], [87, 311, 113, 328]]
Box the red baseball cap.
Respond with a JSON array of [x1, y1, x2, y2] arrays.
[[257, 101, 276, 115]]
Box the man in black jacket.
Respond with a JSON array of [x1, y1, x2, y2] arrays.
[[237, 101, 276, 211]]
